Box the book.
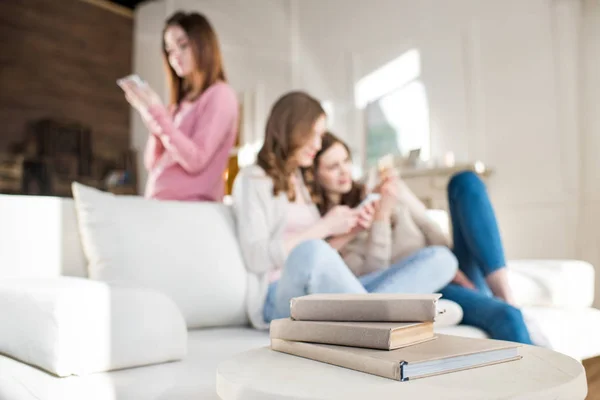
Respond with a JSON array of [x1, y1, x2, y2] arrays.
[[270, 334, 521, 381], [270, 318, 435, 350], [290, 293, 441, 322]]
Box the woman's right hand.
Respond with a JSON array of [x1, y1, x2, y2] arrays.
[[322, 206, 359, 236], [121, 81, 165, 134]]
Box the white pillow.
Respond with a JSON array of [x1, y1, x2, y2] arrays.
[[0, 277, 187, 377], [71, 183, 248, 328], [434, 299, 464, 328]]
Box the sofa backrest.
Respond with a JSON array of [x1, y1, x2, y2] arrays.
[[0, 194, 452, 281], [0, 192, 250, 328], [0, 194, 252, 278], [0, 193, 452, 329], [0, 195, 87, 279]]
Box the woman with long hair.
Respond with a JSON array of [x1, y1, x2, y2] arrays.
[[232, 92, 457, 329], [311, 132, 534, 344], [120, 11, 238, 201]]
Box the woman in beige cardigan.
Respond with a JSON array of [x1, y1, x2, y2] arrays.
[[312, 132, 533, 344]]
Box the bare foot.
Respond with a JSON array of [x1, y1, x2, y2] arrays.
[[486, 268, 516, 305]]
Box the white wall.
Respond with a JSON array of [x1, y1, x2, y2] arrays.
[[133, 0, 600, 305], [132, 0, 295, 191], [132, 0, 168, 193], [579, 0, 600, 306], [294, 0, 598, 304]]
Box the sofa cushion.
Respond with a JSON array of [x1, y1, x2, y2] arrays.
[[0, 277, 187, 377], [509, 259, 595, 308], [71, 183, 248, 328], [434, 299, 463, 328], [0, 326, 489, 400], [522, 306, 600, 361], [0, 327, 270, 400]]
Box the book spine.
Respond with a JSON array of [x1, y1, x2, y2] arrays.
[[271, 338, 401, 380], [270, 320, 391, 350], [290, 300, 437, 322]]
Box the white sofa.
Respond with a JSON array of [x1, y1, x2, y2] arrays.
[[0, 193, 599, 400]]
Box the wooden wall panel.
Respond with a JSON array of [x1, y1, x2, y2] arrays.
[[0, 0, 133, 159]]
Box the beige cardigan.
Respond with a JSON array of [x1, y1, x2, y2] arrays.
[[340, 180, 451, 276], [231, 165, 320, 329]]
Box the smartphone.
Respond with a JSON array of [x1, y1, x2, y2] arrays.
[[117, 74, 146, 89], [356, 193, 381, 209]]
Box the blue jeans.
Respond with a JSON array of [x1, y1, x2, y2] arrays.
[[263, 242, 457, 322], [440, 171, 532, 344]]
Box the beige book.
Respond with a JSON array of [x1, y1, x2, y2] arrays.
[[270, 318, 434, 350], [290, 293, 441, 322], [271, 334, 521, 381]]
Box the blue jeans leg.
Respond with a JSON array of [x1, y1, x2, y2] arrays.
[[263, 239, 366, 323], [448, 171, 506, 295], [440, 283, 532, 344], [359, 246, 457, 294]]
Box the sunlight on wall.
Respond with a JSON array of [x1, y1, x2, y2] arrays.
[[321, 100, 335, 128], [379, 81, 430, 161], [355, 48, 421, 108]]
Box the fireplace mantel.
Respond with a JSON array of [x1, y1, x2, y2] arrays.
[[401, 162, 493, 210]]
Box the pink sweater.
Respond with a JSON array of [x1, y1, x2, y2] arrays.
[[144, 82, 239, 202]]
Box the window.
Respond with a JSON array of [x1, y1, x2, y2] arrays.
[[355, 49, 430, 169]]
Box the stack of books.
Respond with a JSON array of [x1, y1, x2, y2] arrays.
[[270, 293, 522, 381]]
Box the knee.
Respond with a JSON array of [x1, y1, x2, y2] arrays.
[[448, 170, 484, 196], [290, 239, 335, 259], [286, 239, 338, 275], [429, 246, 459, 281], [409, 246, 458, 289]]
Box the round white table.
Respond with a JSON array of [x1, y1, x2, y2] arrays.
[[216, 344, 587, 399]]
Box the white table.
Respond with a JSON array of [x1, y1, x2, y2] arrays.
[[216, 343, 587, 399]]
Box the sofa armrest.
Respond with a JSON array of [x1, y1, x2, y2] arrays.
[[508, 259, 595, 308], [0, 277, 187, 377]]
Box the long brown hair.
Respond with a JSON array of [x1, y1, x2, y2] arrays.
[[257, 91, 325, 201], [313, 132, 365, 215], [162, 12, 226, 106]]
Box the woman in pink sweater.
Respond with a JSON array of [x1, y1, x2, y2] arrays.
[[120, 12, 238, 201]]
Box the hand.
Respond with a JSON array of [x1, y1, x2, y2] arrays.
[[322, 206, 359, 236], [120, 81, 164, 133], [352, 202, 376, 233], [120, 80, 163, 110], [379, 166, 398, 182], [132, 108, 162, 134], [372, 167, 398, 192], [377, 176, 400, 215], [452, 269, 476, 290]]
